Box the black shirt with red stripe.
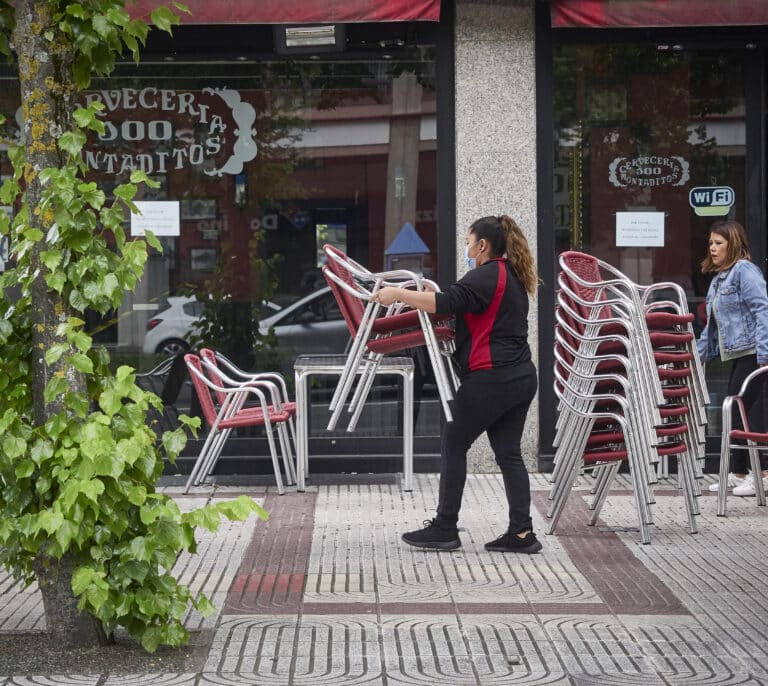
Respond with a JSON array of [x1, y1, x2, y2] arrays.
[[434, 258, 532, 380]]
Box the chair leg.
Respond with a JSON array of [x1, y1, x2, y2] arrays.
[[588, 461, 622, 525], [346, 353, 384, 432], [627, 461, 652, 544], [195, 427, 232, 487], [746, 441, 767, 507], [328, 302, 378, 417], [277, 422, 296, 486], [717, 400, 733, 517], [546, 456, 582, 534], [184, 425, 227, 493], [264, 420, 285, 495]]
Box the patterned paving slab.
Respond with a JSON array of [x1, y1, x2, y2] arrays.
[[0, 493, 263, 633], [3, 474, 768, 684]]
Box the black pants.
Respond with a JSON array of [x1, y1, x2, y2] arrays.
[[435, 363, 538, 534], [727, 354, 768, 473]]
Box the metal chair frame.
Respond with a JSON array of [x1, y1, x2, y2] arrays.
[[717, 365, 768, 516], [198, 348, 297, 486], [321, 248, 457, 430], [183, 354, 292, 495]]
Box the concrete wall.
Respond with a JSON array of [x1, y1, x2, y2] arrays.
[[454, 0, 539, 471]]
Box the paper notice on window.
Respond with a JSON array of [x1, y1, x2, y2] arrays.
[[130, 201, 180, 237], [615, 211, 664, 247]]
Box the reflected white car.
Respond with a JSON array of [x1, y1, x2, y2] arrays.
[[142, 287, 349, 357], [142, 296, 203, 355]]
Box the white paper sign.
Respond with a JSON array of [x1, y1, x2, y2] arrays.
[[615, 211, 664, 247], [130, 201, 180, 237]]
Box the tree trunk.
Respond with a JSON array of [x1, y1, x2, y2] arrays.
[[13, 0, 105, 647], [33, 552, 111, 648]]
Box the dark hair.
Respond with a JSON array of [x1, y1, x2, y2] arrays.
[[700, 220, 751, 273], [469, 215, 539, 295]]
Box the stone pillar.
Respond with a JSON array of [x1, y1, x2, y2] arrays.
[[454, 0, 539, 471]]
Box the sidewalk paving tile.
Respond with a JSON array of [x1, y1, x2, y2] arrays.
[[2, 473, 768, 683]]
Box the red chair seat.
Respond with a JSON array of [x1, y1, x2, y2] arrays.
[[218, 406, 292, 429], [366, 325, 454, 354], [729, 429, 768, 442]]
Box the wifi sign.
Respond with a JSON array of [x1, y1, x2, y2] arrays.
[[689, 186, 735, 217]]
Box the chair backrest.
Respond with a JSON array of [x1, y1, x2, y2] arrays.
[[199, 348, 228, 405], [322, 265, 364, 337], [184, 353, 219, 428], [559, 251, 619, 325], [323, 244, 367, 330]]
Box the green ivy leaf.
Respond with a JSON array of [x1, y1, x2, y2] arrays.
[[59, 130, 87, 157], [215, 496, 269, 522], [161, 428, 187, 460], [127, 536, 152, 563], [55, 520, 78, 550], [37, 508, 64, 535], [14, 459, 34, 479], [71, 331, 92, 353], [140, 625, 162, 653], [68, 352, 93, 374], [80, 478, 105, 502], [41, 250, 63, 272], [182, 505, 221, 532], [46, 271, 67, 293], [45, 344, 68, 366], [72, 566, 98, 595], [194, 594, 216, 617], [44, 376, 69, 403]]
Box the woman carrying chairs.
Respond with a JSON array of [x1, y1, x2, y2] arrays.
[[374, 214, 542, 554]]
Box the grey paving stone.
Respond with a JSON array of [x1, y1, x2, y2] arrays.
[[4, 474, 768, 684], [384, 655, 479, 685], [101, 674, 199, 686], [2, 679, 100, 685]]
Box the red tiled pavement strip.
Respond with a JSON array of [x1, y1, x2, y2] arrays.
[[531, 491, 689, 615], [225, 492, 316, 614], [225, 487, 689, 616]]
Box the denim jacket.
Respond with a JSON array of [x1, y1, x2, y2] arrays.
[[696, 259, 768, 365]]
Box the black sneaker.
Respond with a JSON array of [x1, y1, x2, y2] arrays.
[[484, 531, 542, 554], [402, 519, 461, 550]]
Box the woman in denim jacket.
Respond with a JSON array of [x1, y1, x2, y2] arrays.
[[696, 220, 768, 496]]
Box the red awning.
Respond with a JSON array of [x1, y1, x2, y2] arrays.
[[551, 0, 768, 28], [131, 0, 440, 24]]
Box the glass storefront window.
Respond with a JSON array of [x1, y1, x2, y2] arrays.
[[552, 44, 747, 436], [0, 41, 442, 447]]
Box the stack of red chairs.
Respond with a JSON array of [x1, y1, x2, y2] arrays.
[[183, 351, 295, 494], [548, 251, 708, 544], [321, 244, 458, 431]]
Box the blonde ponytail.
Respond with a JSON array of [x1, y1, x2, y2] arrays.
[[499, 215, 539, 296]]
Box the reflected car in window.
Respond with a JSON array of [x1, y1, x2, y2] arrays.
[[142, 287, 349, 357], [257, 287, 350, 357]]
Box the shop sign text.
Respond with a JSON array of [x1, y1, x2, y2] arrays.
[[608, 155, 689, 188], [15, 87, 257, 176]]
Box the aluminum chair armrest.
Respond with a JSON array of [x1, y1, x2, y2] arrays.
[[200, 357, 284, 410], [187, 361, 271, 415], [735, 364, 768, 397], [212, 351, 291, 402], [136, 356, 176, 378]]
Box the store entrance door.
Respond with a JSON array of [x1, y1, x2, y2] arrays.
[[547, 43, 752, 459]]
